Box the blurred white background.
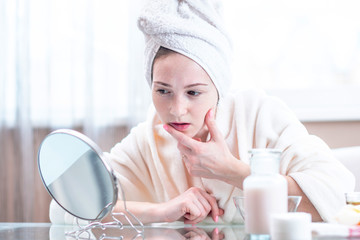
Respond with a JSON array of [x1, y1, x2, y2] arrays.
[[1, 0, 360, 129], [223, 0, 360, 121]]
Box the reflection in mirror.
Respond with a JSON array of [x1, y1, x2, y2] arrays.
[[38, 129, 143, 239]]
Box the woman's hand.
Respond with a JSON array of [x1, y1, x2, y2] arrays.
[[161, 187, 224, 224], [142, 227, 224, 240], [108, 187, 222, 225], [164, 109, 250, 188], [183, 227, 224, 240]]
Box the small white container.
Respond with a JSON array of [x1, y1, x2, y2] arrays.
[[270, 212, 312, 240]]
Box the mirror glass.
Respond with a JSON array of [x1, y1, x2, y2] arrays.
[[38, 129, 118, 221]]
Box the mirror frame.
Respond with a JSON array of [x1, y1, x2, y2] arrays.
[[37, 129, 119, 221]]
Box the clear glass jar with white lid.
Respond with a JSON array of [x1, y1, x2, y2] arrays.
[[243, 149, 288, 237]]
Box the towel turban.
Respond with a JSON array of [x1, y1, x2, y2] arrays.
[[137, 0, 233, 98]]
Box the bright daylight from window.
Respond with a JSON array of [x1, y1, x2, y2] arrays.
[[222, 0, 360, 121], [1, 0, 360, 126]]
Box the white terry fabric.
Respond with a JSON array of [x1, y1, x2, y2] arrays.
[[48, 89, 355, 224], [137, 0, 232, 98], [49, 200, 89, 225], [102, 89, 355, 223]]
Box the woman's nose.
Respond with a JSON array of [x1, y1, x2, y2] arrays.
[[169, 97, 187, 117]]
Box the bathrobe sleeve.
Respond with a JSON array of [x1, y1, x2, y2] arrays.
[[245, 90, 355, 222], [104, 122, 157, 202]]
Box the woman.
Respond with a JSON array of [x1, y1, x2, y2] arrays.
[[105, 0, 355, 224], [50, 0, 354, 225]]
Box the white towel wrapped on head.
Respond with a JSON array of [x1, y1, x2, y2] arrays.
[[137, 0, 233, 98]]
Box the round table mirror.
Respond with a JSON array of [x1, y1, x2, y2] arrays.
[[38, 129, 118, 221]]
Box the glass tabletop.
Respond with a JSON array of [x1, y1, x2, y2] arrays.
[[0, 222, 354, 240]]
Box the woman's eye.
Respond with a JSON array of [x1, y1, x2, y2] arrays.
[[156, 89, 170, 95], [187, 90, 200, 96]]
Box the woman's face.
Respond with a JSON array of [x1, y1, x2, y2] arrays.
[[152, 52, 218, 140]]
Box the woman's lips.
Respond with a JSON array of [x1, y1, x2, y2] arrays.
[[169, 122, 190, 131]]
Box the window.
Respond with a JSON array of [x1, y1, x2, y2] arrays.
[[2, 0, 360, 127], [1, 0, 140, 127], [222, 0, 360, 121]]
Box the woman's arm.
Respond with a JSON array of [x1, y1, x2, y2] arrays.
[[105, 187, 224, 225], [286, 176, 322, 221]]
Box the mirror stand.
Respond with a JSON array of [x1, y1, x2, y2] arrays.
[[65, 182, 144, 240], [38, 129, 145, 239]]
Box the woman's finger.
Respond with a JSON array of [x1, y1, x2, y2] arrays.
[[185, 198, 209, 224], [163, 124, 199, 149], [212, 228, 225, 240], [204, 109, 222, 142], [183, 189, 214, 224], [199, 190, 221, 223], [183, 202, 202, 222], [177, 142, 192, 155], [184, 228, 211, 239]]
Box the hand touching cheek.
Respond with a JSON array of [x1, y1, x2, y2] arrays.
[[164, 109, 251, 189]]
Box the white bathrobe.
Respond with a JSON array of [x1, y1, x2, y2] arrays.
[[104, 89, 355, 223], [49, 89, 355, 224]]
